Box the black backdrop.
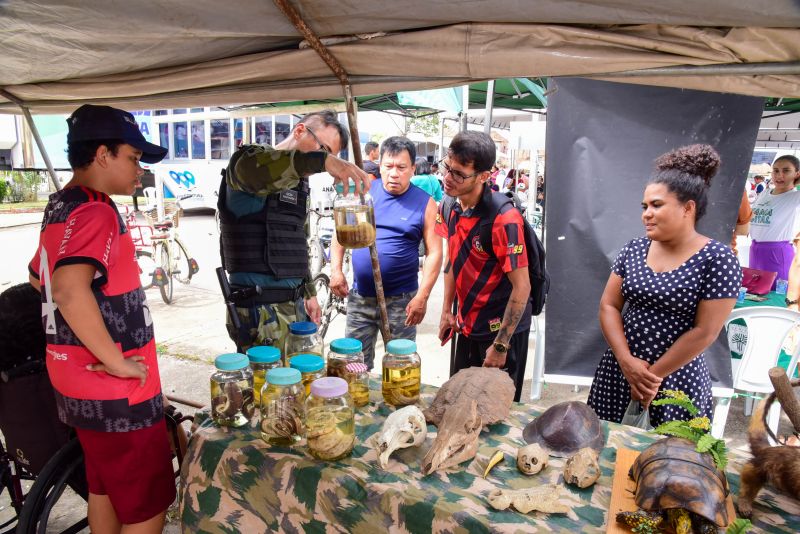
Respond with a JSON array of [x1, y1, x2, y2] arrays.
[[543, 78, 763, 388]]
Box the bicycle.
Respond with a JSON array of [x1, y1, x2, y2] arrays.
[[139, 205, 199, 305], [313, 273, 347, 340], [8, 395, 202, 534]]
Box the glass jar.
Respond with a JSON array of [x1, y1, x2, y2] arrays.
[[289, 354, 325, 396], [327, 338, 364, 379], [382, 339, 421, 406], [305, 377, 355, 461], [210, 353, 255, 427], [260, 368, 305, 445], [344, 362, 370, 408], [285, 321, 323, 366], [333, 190, 375, 249], [247, 345, 282, 406]]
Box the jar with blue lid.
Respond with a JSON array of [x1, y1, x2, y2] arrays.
[[327, 337, 364, 379], [247, 345, 282, 406], [382, 339, 421, 406], [290, 354, 325, 396], [285, 321, 323, 367], [210, 353, 255, 427], [260, 367, 305, 445]]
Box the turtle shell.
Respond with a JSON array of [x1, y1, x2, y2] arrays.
[[630, 437, 729, 527], [522, 401, 605, 457]]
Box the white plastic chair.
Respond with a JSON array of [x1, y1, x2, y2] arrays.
[[712, 307, 800, 439], [142, 186, 157, 210], [529, 316, 545, 400]]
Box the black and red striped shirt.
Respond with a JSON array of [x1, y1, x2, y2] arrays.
[[435, 187, 531, 339], [29, 186, 163, 432]]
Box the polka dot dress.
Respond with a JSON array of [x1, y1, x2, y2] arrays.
[[587, 237, 741, 426]]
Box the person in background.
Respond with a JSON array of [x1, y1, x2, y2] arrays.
[[752, 174, 766, 196], [436, 131, 532, 402], [587, 144, 740, 427], [363, 141, 381, 180], [411, 157, 443, 203], [731, 189, 752, 257], [330, 137, 442, 369], [28, 104, 173, 533], [749, 155, 800, 289], [218, 110, 369, 353]]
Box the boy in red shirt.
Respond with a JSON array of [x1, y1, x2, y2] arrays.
[[28, 105, 174, 533]]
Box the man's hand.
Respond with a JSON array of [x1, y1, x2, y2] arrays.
[[438, 311, 459, 343], [329, 270, 349, 298], [305, 296, 322, 325], [405, 294, 428, 326], [483, 345, 507, 369], [325, 156, 371, 196], [619, 355, 662, 404], [86, 355, 148, 387]]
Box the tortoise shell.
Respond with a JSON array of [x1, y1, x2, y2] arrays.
[[630, 437, 730, 527], [522, 401, 605, 457]]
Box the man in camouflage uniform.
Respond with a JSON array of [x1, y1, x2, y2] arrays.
[[218, 110, 368, 352]]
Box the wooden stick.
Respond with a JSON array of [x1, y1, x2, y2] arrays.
[[768, 367, 800, 432]]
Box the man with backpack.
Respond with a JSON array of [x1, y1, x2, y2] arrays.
[[436, 131, 548, 402]]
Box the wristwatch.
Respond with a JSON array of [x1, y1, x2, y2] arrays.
[[492, 341, 510, 353], [786, 298, 799, 306]]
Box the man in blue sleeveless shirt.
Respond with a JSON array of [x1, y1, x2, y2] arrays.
[[330, 137, 443, 369]]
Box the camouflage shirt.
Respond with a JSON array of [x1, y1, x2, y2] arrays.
[[226, 144, 328, 196]]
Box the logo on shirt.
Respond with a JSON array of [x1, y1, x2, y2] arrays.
[[435, 213, 443, 224], [509, 243, 523, 255], [279, 190, 298, 205], [488, 318, 502, 332], [46, 347, 68, 361], [472, 235, 484, 253]]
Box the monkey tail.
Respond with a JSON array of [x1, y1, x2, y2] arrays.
[[748, 395, 774, 455]]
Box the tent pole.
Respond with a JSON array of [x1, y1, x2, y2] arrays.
[[460, 85, 470, 132], [273, 0, 391, 344], [0, 89, 61, 192], [483, 80, 495, 136]]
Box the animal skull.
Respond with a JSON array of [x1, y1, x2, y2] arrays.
[[421, 398, 483, 475], [563, 447, 601, 488], [517, 443, 548, 475], [371, 405, 427, 468]]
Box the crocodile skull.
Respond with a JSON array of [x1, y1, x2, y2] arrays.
[[371, 405, 427, 468]]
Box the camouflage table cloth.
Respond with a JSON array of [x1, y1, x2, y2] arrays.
[[179, 381, 800, 533]]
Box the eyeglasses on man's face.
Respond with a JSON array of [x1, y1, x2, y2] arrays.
[[439, 159, 481, 183], [306, 126, 334, 154]]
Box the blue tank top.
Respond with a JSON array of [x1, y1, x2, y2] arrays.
[[352, 181, 429, 297]]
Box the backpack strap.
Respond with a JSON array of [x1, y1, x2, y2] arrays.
[[479, 191, 514, 260]]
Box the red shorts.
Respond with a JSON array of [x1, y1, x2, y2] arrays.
[[75, 419, 176, 524]]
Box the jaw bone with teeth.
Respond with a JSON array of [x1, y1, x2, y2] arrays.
[[371, 405, 428, 469]]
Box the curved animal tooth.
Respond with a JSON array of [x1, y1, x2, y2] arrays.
[[483, 449, 505, 478]]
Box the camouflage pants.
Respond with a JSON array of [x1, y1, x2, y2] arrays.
[[225, 298, 306, 354], [346, 289, 416, 369]]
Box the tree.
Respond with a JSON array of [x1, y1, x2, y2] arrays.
[[405, 111, 441, 138]]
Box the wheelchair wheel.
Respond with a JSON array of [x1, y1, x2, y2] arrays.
[[16, 438, 88, 534]]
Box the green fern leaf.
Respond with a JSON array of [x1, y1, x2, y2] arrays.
[[695, 433, 717, 453], [653, 421, 702, 442], [651, 396, 699, 416], [726, 518, 753, 534]]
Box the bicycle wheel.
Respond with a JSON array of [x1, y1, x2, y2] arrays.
[[313, 273, 336, 339], [173, 238, 194, 284], [135, 249, 156, 289], [156, 243, 173, 304], [16, 438, 88, 534], [308, 238, 324, 279]]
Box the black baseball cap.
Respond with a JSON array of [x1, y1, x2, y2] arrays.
[[66, 104, 168, 164]]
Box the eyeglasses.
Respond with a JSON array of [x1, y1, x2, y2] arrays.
[[306, 127, 333, 154], [439, 159, 482, 183]]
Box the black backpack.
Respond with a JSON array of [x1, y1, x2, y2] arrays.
[[442, 191, 549, 315]]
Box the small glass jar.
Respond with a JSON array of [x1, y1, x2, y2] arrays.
[[327, 338, 364, 379], [333, 190, 375, 249], [247, 345, 282, 406], [305, 377, 355, 461], [210, 353, 255, 427], [290, 354, 326, 396], [260, 368, 306, 445], [344, 362, 370, 408], [285, 321, 323, 366], [382, 339, 421, 406]]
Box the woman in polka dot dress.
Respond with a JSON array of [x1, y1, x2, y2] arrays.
[[587, 145, 741, 426]]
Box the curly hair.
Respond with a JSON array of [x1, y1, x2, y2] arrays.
[[0, 283, 46, 372], [651, 144, 721, 222]]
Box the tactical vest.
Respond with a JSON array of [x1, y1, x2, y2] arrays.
[[217, 172, 310, 280]]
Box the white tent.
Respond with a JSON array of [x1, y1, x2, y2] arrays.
[[1, 0, 800, 114]]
